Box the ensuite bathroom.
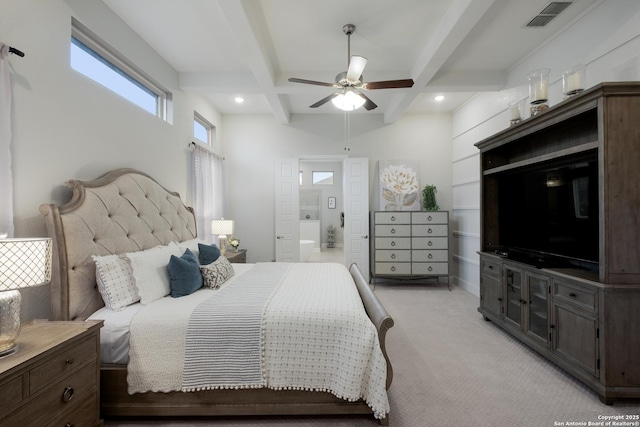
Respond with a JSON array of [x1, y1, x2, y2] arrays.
[[299, 160, 344, 263]]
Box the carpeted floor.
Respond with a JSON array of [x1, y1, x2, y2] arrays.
[[105, 282, 640, 427]]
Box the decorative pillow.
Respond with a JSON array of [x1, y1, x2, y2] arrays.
[[168, 249, 203, 298], [200, 255, 234, 289], [92, 254, 138, 311], [125, 242, 183, 305], [198, 243, 221, 265]]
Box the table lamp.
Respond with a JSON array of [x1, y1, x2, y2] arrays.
[[211, 219, 234, 254], [0, 237, 52, 357]]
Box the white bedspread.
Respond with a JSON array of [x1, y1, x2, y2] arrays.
[[127, 262, 390, 419]]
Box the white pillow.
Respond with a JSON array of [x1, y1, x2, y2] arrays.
[[176, 238, 205, 259], [125, 242, 183, 305], [93, 254, 138, 311]]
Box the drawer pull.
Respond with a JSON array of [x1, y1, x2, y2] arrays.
[[391, 254, 396, 259], [428, 241, 433, 247], [65, 357, 74, 365], [65, 424, 74, 427], [428, 215, 432, 221], [391, 228, 396, 234], [391, 216, 396, 221], [488, 265, 493, 269], [391, 266, 396, 272], [569, 292, 577, 298], [391, 241, 396, 247], [62, 386, 74, 403], [428, 266, 433, 272], [428, 254, 433, 259], [428, 228, 433, 234]]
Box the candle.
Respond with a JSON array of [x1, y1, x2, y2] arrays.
[[566, 73, 581, 92], [534, 81, 548, 102], [509, 104, 521, 120]]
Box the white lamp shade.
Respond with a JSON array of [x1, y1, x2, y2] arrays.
[[211, 219, 234, 236], [331, 90, 366, 111], [0, 238, 52, 291]]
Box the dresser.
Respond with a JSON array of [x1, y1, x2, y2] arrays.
[[224, 249, 247, 263], [0, 320, 103, 426], [371, 211, 449, 286]]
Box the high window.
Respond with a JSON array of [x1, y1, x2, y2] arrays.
[[194, 112, 215, 145], [70, 18, 169, 119]]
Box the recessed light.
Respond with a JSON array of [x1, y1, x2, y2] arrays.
[[434, 95, 445, 102], [234, 96, 245, 103]]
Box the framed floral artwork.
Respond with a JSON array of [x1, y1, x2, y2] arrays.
[[377, 160, 420, 211]]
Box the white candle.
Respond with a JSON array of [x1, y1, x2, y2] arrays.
[[509, 104, 521, 120], [534, 81, 548, 102], [567, 72, 582, 92]]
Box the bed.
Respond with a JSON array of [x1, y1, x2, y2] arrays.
[[39, 168, 394, 425]]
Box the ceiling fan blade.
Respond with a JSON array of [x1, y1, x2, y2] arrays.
[[355, 92, 377, 111], [310, 93, 339, 108], [288, 77, 337, 88], [346, 55, 367, 83], [364, 79, 414, 90]]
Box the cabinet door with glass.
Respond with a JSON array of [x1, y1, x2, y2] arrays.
[[525, 271, 551, 347], [504, 265, 523, 328]]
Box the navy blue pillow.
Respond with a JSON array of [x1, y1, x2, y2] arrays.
[[198, 243, 221, 265], [168, 249, 203, 298]]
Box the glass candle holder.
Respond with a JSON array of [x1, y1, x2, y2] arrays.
[[562, 64, 586, 98], [528, 68, 550, 115]]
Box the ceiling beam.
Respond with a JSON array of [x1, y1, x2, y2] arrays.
[[216, 0, 290, 124], [384, 0, 497, 123]]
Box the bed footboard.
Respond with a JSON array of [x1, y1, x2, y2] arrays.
[[349, 263, 394, 389]]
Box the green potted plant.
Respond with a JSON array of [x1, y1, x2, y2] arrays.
[[422, 185, 439, 211]]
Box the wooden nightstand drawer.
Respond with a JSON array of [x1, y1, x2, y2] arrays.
[[30, 334, 96, 392], [0, 375, 23, 411], [225, 249, 246, 263], [48, 393, 98, 427], [5, 362, 97, 426]]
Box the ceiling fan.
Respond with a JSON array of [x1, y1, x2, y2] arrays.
[[288, 24, 414, 111]]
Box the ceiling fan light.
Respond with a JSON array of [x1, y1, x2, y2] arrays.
[[331, 90, 366, 111]]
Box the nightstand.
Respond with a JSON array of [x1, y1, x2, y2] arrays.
[[0, 320, 103, 426], [225, 249, 247, 263]]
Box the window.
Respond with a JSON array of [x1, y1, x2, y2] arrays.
[[70, 18, 169, 119], [312, 171, 334, 185], [194, 112, 215, 145]]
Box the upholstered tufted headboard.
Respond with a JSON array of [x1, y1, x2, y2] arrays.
[[40, 169, 197, 320]]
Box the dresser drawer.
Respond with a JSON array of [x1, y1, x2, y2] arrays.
[[47, 392, 98, 427], [375, 224, 411, 236], [0, 375, 23, 417], [29, 334, 96, 393], [412, 224, 448, 237], [412, 211, 448, 224], [554, 281, 598, 312], [375, 237, 411, 250], [4, 362, 97, 426], [412, 250, 448, 263], [376, 250, 411, 262], [374, 212, 410, 224], [412, 237, 448, 250], [375, 262, 411, 275], [481, 258, 501, 277], [412, 263, 449, 275]]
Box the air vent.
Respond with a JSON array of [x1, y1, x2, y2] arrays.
[[526, 2, 572, 27]]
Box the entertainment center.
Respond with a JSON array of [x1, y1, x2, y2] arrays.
[[476, 82, 640, 404]]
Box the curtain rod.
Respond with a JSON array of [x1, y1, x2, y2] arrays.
[[9, 47, 25, 57], [188, 141, 225, 160]]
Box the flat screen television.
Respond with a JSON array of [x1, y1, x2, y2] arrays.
[[498, 152, 599, 271]]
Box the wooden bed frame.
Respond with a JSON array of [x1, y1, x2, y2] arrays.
[[40, 168, 394, 425]]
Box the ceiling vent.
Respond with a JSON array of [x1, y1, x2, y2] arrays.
[[526, 2, 572, 27]]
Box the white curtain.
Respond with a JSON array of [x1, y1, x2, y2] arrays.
[[191, 143, 225, 243], [0, 43, 14, 237]]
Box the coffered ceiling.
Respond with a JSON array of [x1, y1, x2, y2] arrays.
[[102, 0, 598, 124]]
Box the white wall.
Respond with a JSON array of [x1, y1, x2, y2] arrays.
[[451, 0, 640, 296], [1, 0, 222, 320], [222, 113, 453, 262]]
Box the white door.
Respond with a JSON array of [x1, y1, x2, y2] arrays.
[[343, 157, 370, 281], [275, 158, 299, 262]]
